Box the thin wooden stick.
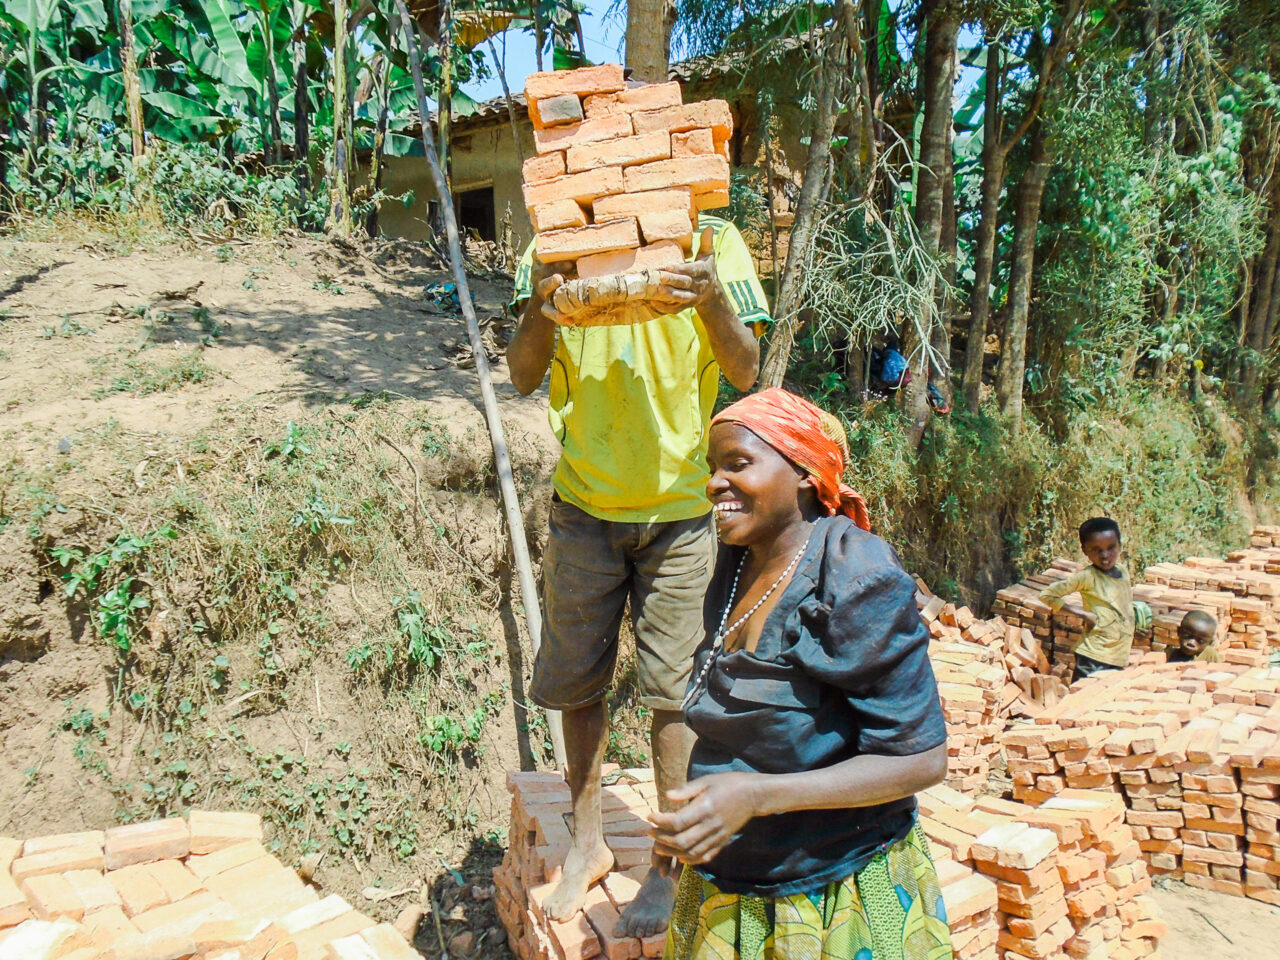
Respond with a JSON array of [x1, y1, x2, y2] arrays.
[[394, 0, 566, 772]]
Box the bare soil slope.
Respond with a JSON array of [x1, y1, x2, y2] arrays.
[[0, 233, 562, 956]]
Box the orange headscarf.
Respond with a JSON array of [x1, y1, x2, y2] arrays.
[[711, 388, 871, 531]]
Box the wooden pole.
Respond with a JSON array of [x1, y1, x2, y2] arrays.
[[394, 0, 566, 772]]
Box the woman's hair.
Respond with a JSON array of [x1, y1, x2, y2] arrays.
[[1079, 516, 1121, 544]]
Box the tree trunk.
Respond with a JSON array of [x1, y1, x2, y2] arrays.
[[962, 43, 1002, 412], [900, 1, 957, 448], [327, 0, 352, 235], [1243, 178, 1280, 397], [260, 2, 282, 165], [366, 54, 392, 238], [118, 0, 145, 157], [485, 34, 524, 167], [996, 122, 1051, 427], [437, 0, 452, 192], [759, 34, 841, 389], [931, 47, 958, 408], [625, 0, 674, 82], [294, 34, 309, 200], [838, 0, 876, 197]]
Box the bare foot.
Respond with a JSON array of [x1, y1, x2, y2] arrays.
[[614, 866, 676, 938], [544, 840, 615, 921]]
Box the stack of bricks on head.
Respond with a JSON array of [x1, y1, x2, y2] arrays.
[[521, 65, 731, 321], [0, 811, 422, 960]]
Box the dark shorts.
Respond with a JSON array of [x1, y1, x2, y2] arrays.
[[529, 497, 714, 712], [1072, 653, 1121, 684]]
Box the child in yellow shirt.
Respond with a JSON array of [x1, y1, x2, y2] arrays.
[[1038, 517, 1134, 683]]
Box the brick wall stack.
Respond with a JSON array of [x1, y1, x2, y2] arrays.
[[0, 811, 420, 960], [494, 767, 666, 960], [999, 662, 1280, 907], [917, 591, 1012, 792], [918, 784, 1165, 960], [521, 65, 731, 277]]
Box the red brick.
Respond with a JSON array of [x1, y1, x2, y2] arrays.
[[0, 873, 31, 928], [522, 168, 625, 210], [108, 865, 170, 917], [104, 820, 190, 870], [11, 844, 105, 882], [105, 931, 199, 960], [525, 65, 625, 102], [357, 923, 419, 960], [20, 873, 84, 921], [187, 811, 263, 856], [671, 129, 715, 158], [619, 83, 683, 113], [567, 131, 671, 173], [631, 101, 733, 139], [635, 209, 694, 250], [939, 873, 996, 922], [531, 94, 585, 129], [63, 869, 122, 913], [81, 905, 139, 943], [593, 188, 693, 223], [530, 200, 588, 233], [694, 189, 730, 211], [546, 910, 602, 960], [292, 910, 376, 960], [536, 219, 639, 264], [184, 841, 268, 881], [581, 885, 639, 960], [143, 861, 202, 903], [22, 832, 105, 856], [523, 152, 567, 183], [533, 115, 634, 156], [575, 241, 685, 279], [582, 93, 622, 118], [132, 890, 236, 938], [623, 157, 729, 195]]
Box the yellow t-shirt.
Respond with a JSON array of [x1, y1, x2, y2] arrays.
[[1039, 565, 1135, 667], [511, 215, 771, 523]]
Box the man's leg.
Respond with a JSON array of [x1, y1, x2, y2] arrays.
[[614, 708, 696, 937], [543, 699, 615, 919], [531, 499, 631, 919], [615, 515, 713, 938]]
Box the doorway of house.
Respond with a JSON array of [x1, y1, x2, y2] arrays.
[[454, 185, 495, 242]]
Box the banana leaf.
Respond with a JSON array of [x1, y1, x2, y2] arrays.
[[193, 0, 257, 88]]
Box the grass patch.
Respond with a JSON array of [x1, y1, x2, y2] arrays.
[[96, 350, 211, 397]]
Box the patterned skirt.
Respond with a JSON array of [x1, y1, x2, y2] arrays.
[[661, 825, 953, 960]]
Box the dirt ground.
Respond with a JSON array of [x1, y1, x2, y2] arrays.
[[2, 232, 1277, 953], [1151, 878, 1280, 957]]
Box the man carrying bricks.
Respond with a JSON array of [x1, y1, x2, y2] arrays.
[[507, 198, 769, 937]]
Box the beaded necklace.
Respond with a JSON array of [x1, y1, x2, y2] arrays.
[[682, 540, 808, 709]]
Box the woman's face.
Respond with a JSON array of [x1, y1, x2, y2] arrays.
[[706, 422, 813, 547]]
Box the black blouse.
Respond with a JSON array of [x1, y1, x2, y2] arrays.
[[684, 515, 947, 896]]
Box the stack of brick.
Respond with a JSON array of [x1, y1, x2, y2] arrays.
[[0, 811, 420, 960], [495, 770, 1166, 960], [916, 590, 1011, 792], [999, 662, 1280, 907], [917, 785, 1165, 960], [1249, 525, 1280, 549], [521, 65, 731, 278], [494, 767, 666, 960]]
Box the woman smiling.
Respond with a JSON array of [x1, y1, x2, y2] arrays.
[[651, 388, 953, 960]]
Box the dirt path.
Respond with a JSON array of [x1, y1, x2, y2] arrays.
[[1151, 879, 1280, 957]]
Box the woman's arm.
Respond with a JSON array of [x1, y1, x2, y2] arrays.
[[649, 743, 948, 865]]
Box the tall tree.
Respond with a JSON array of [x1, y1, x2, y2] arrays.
[[328, 0, 353, 235], [626, 0, 675, 82], [995, 119, 1050, 424], [960, 1, 1085, 412], [901, 0, 958, 448]]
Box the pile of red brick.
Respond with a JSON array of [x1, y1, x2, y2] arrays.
[[919, 785, 1165, 960], [993, 544, 1278, 673], [0, 812, 418, 960], [1000, 661, 1280, 905], [521, 65, 731, 276], [494, 768, 664, 960], [495, 770, 1168, 960]]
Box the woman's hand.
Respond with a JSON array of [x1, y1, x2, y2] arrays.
[[648, 772, 761, 865]]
